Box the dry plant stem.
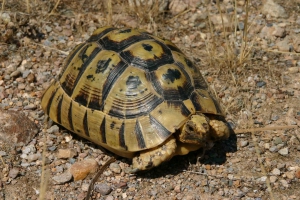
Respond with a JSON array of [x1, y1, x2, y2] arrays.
[[1, 0, 5, 11], [107, 0, 112, 25], [85, 157, 116, 200], [240, 0, 249, 64], [39, 115, 50, 200], [26, 0, 30, 13], [234, 125, 298, 134], [167, 9, 191, 23], [49, 0, 60, 15], [251, 132, 275, 200], [30, 41, 68, 55]]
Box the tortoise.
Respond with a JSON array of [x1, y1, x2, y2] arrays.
[[41, 27, 230, 171]]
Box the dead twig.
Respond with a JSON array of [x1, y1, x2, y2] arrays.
[[85, 157, 116, 200], [234, 125, 298, 134]]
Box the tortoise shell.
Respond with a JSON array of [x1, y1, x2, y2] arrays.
[[41, 27, 224, 157]]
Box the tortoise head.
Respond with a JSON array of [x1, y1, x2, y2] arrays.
[[177, 114, 211, 146]]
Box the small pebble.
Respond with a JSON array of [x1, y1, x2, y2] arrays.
[[109, 162, 121, 173], [271, 168, 281, 175], [52, 171, 73, 184], [70, 158, 98, 181], [240, 140, 249, 147], [278, 147, 289, 156], [256, 81, 266, 87], [57, 149, 78, 159], [269, 176, 277, 183], [9, 168, 19, 179], [280, 179, 289, 187], [94, 183, 112, 195]]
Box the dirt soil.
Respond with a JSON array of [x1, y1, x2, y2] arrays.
[[0, 0, 300, 200]]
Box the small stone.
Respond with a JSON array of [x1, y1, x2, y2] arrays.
[[280, 179, 289, 187], [10, 70, 21, 78], [9, 168, 19, 179], [81, 183, 89, 192], [27, 153, 41, 162], [295, 169, 300, 178], [105, 196, 114, 200], [240, 140, 248, 147], [256, 81, 266, 87], [169, 0, 187, 15], [0, 151, 7, 156], [278, 147, 289, 156], [260, 176, 267, 182], [109, 162, 121, 173], [271, 115, 279, 121], [94, 183, 112, 195], [273, 137, 282, 145], [174, 184, 181, 193], [285, 172, 295, 179], [47, 125, 60, 134], [26, 73, 36, 83], [18, 83, 26, 90], [70, 158, 98, 181], [264, 143, 270, 149], [57, 149, 78, 159], [288, 67, 299, 74], [269, 176, 277, 183], [271, 168, 281, 175], [23, 104, 37, 110], [52, 171, 73, 184], [262, 0, 288, 18], [122, 193, 127, 198], [269, 146, 278, 152]]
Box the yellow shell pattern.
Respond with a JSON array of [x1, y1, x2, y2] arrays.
[[41, 27, 223, 156]]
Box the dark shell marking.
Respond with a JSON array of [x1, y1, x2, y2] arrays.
[[41, 26, 223, 154]]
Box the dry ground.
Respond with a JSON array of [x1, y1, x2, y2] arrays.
[[0, 0, 300, 199]]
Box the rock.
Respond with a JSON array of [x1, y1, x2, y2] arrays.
[[57, 149, 78, 159], [276, 37, 291, 52], [10, 70, 21, 78], [269, 176, 277, 183], [109, 162, 121, 173], [81, 183, 89, 192], [9, 168, 19, 179], [0, 109, 38, 152], [26, 73, 36, 83], [70, 158, 98, 181], [273, 137, 282, 145], [27, 153, 41, 162], [280, 179, 289, 187], [47, 125, 60, 134], [256, 81, 266, 87], [52, 171, 73, 184], [169, 0, 187, 15], [94, 183, 112, 195], [293, 38, 300, 53], [174, 184, 181, 193], [285, 172, 295, 179], [271, 168, 281, 175], [240, 140, 249, 147], [272, 26, 285, 37], [295, 169, 300, 179], [262, 0, 288, 18], [278, 147, 288, 156]]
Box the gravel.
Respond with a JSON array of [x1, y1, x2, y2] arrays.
[[0, 0, 300, 199]]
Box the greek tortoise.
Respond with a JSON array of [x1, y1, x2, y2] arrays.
[[41, 27, 230, 171]]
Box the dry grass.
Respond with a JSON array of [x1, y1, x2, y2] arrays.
[[3, 0, 295, 199]]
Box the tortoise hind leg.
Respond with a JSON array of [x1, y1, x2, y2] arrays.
[[131, 136, 177, 172]]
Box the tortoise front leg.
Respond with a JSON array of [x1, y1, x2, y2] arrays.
[[131, 136, 177, 172]]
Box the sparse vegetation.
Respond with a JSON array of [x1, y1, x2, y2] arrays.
[[0, 0, 299, 199]]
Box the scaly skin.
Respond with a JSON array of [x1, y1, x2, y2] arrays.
[[131, 113, 230, 172]]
